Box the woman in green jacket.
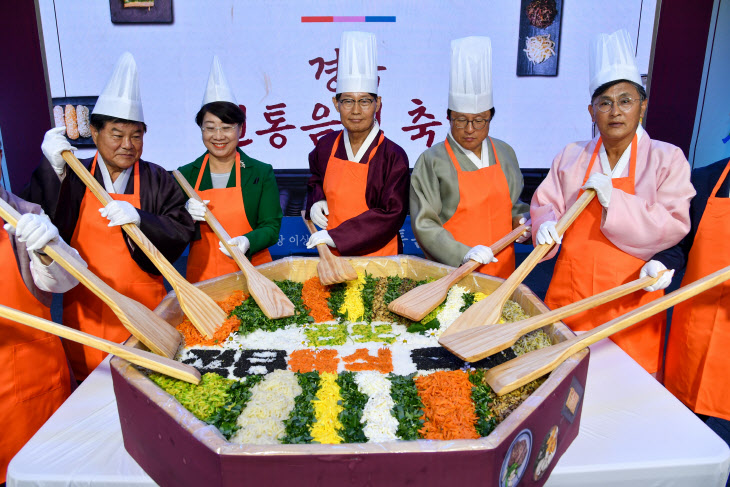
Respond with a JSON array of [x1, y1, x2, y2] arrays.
[[178, 57, 282, 282]]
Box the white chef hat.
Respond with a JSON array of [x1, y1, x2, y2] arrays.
[[201, 55, 237, 106], [336, 31, 378, 95], [448, 36, 493, 114], [92, 52, 144, 123], [588, 29, 642, 97]]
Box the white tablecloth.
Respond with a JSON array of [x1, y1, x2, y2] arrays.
[[7, 338, 730, 487]]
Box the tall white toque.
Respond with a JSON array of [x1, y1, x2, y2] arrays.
[[448, 36, 493, 114], [336, 31, 378, 95], [588, 29, 642, 97], [201, 55, 238, 106], [92, 52, 144, 123]]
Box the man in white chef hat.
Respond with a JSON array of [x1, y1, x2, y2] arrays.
[[305, 31, 410, 256], [30, 51, 194, 380], [410, 36, 529, 278], [530, 29, 694, 375]]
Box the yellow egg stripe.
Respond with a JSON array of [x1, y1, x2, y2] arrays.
[[338, 271, 366, 322], [309, 372, 344, 444]]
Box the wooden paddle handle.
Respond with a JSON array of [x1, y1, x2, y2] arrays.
[[172, 170, 254, 272], [62, 151, 183, 282], [0, 304, 199, 384], [568, 265, 730, 352], [555, 189, 595, 235], [492, 222, 531, 255], [301, 211, 332, 258]]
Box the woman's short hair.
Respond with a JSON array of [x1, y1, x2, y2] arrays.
[[591, 79, 647, 103], [195, 101, 245, 127]]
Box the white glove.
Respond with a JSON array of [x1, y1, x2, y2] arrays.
[[185, 198, 209, 222], [640, 260, 674, 292], [306, 230, 335, 249], [515, 217, 532, 244], [310, 200, 329, 229], [219, 235, 250, 258], [99, 200, 140, 227], [536, 220, 561, 245], [9, 213, 59, 252], [41, 127, 76, 177], [462, 245, 498, 265], [582, 173, 613, 208]]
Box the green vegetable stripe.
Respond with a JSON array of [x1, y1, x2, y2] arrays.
[[335, 372, 368, 443], [305, 323, 348, 347], [360, 273, 378, 323], [282, 371, 321, 444], [149, 373, 233, 423], [388, 373, 425, 441], [327, 282, 348, 320], [469, 370, 497, 437], [383, 276, 403, 306], [460, 292, 477, 313], [232, 280, 312, 336], [206, 374, 265, 440]]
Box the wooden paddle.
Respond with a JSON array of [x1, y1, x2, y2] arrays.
[[172, 171, 294, 319], [485, 264, 730, 396], [388, 222, 531, 322], [439, 190, 596, 338], [301, 211, 358, 285], [0, 198, 181, 358], [0, 304, 200, 384], [62, 151, 225, 338], [440, 271, 666, 361]]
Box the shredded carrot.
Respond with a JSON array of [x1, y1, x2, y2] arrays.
[[176, 291, 248, 347], [342, 348, 393, 373], [288, 348, 339, 373], [301, 276, 334, 322], [415, 370, 480, 440]]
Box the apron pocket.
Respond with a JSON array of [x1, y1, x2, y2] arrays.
[[14, 336, 65, 403]]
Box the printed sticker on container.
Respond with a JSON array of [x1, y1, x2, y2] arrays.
[[500, 428, 532, 487], [533, 425, 559, 481]]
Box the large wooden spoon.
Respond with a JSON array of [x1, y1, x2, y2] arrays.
[[173, 171, 294, 319], [301, 212, 358, 285], [0, 304, 199, 384], [485, 264, 730, 396], [62, 151, 225, 338], [440, 190, 596, 338], [440, 271, 666, 361], [0, 198, 181, 358], [388, 222, 531, 322]]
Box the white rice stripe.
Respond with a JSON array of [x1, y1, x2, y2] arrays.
[[437, 285, 468, 335], [354, 371, 398, 442], [230, 370, 301, 445]]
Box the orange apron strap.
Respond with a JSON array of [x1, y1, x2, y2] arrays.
[[330, 132, 343, 159], [582, 133, 638, 185], [488, 137, 501, 168], [194, 154, 209, 190], [444, 138, 463, 174], [710, 159, 730, 198], [365, 133, 385, 164], [91, 151, 140, 196], [582, 138, 603, 185]]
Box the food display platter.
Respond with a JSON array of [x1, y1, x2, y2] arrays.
[[516, 0, 563, 76], [110, 256, 589, 487], [51, 96, 98, 148]]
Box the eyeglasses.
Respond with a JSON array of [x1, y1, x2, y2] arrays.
[[201, 125, 237, 135], [593, 97, 639, 113], [450, 117, 491, 130], [338, 98, 375, 110]]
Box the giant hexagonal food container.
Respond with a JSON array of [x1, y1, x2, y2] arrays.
[[110, 256, 588, 487]]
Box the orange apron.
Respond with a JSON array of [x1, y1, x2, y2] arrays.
[[442, 137, 515, 279], [323, 131, 398, 256], [63, 154, 166, 379], [0, 224, 70, 482], [544, 135, 665, 373], [186, 152, 272, 283], [665, 159, 730, 420]]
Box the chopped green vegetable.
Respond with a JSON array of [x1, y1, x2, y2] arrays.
[[336, 372, 368, 443], [469, 370, 497, 437], [282, 371, 321, 444], [206, 374, 264, 439], [388, 373, 425, 440], [231, 280, 312, 336]]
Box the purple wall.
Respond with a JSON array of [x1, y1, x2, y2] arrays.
[[0, 1, 52, 191], [645, 0, 716, 159]]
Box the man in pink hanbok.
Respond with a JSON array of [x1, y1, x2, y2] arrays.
[[530, 29, 695, 375]]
